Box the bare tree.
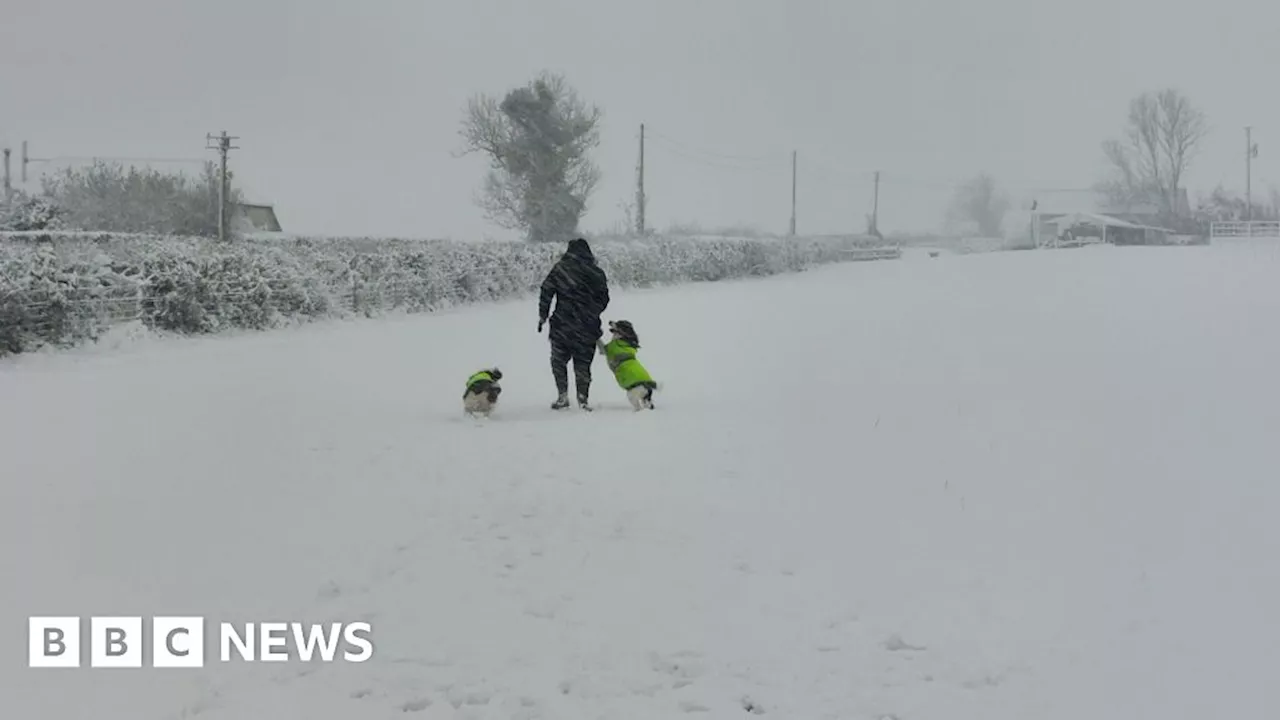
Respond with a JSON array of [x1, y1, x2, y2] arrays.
[[1099, 89, 1208, 216], [947, 174, 1009, 237], [459, 71, 602, 242]]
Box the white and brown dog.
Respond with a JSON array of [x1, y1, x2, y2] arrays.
[[463, 367, 503, 416]]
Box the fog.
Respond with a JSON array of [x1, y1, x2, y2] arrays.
[[2, 0, 1277, 238]]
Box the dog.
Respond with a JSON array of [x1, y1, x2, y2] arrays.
[[597, 320, 658, 411], [463, 367, 503, 416]]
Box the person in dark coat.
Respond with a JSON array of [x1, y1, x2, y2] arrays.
[[538, 237, 610, 410]]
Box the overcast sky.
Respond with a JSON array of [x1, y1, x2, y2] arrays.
[[2, 0, 1277, 239]]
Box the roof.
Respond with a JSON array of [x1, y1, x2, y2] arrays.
[[1049, 212, 1171, 233]]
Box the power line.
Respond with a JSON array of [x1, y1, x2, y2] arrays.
[[27, 155, 207, 164], [634, 124, 1107, 236], [646, 140, 783, 174], [644, 128, 785, 165], [648, 128, 1102, 195]]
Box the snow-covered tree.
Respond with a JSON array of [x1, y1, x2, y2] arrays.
[[38, 160, 242, 237], [1098, 89, 1207, 216], [1194, 185, 1280, 223], [0, 191, 64, 231], [459, 72, 602, 243], [947, 174, 1009, 237]]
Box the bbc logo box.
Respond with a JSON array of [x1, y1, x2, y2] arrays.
[[29, 616, 205, 668]]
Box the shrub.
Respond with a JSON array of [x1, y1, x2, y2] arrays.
[[0, 231, 883, 355]]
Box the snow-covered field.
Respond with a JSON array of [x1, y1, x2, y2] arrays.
[[3, 242, 1279, 719]]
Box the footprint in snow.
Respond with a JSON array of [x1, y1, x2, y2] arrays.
[[350, 688, 373, 699], [883, 634, 927, 652], [962, 673, 1003, 689], [823, 612, 859, 630], [679, 700, 711, 713], [442, 685, 494, 708], [650, 650, 708, 681], [524, 598, 559, 619], [399, 698, 432, 712]]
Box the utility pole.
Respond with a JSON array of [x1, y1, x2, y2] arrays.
[[872, 171, 880, 234], [2, 147, 10, 205], [1246, 126, 1256, 222], [206, 131, 239, 240], [21, 141, 29, 182], [789, 150, 797, 236], [1030, 198, 1038, 247], [636, 123, 646, 236]]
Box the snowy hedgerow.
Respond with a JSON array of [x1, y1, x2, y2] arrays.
[[0, 193, 65, 232], [0, 231, 882, 354], [0, 239, 143, 354]]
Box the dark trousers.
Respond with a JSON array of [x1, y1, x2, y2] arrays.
[[550, 335, 596, 400]]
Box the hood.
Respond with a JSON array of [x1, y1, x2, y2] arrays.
[[565, 237, 594, 262]]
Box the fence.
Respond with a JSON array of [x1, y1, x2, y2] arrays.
[[1210, 221, 1280, 239], [846, 245, 903, 261]]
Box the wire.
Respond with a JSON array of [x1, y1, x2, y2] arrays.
[[646, 140, 786, 175], [640, 126, 1103, 198], [645, 128, 786, 165], [26, 156, 209, 166]]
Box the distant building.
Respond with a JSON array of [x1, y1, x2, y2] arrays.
[[1033, 188, 1193, 245], [1042, 212, 1171, 247], [232, 202, 282, 233]]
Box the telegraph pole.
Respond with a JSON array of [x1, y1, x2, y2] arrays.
[[206, 131, 239, 240], [1245, 126, 1255, 222], [21, 141, 29, 182], [636, 123, 646, 236], [2, 147, 10, 205], [789, 150, 797, 236], [872, 171, 881, 234]]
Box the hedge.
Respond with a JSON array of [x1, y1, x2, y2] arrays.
[[0, 232, 888, 355]]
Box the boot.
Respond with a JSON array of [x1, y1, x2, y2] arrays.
[[577, 393, 593, 411], [551, 392, 570, 410]]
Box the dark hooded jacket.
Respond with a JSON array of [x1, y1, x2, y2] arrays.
[[539, 238, 610, 343]]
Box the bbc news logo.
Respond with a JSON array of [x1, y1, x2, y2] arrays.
[[29, 617, 373, 668]]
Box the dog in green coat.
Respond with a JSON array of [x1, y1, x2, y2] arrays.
[[463, 367, 503, 416], [597, 320, 658, 411]]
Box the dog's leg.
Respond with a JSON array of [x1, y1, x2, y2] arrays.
[[626, 386, 645, 411]]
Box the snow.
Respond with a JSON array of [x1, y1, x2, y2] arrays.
[[3, 242, 1279, 719]]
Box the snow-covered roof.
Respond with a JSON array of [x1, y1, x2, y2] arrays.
[[1049, 212, 1170, 232]]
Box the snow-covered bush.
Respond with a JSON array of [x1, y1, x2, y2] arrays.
[[38, 160, 239, 237], [0, 240, 143, 354], [0, 193, 65, 231], [0, 231, 878, 355]]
